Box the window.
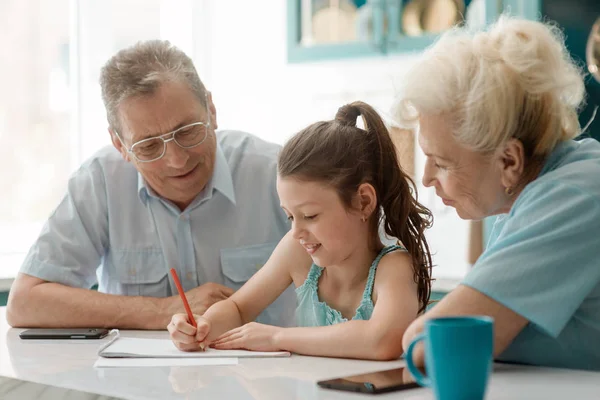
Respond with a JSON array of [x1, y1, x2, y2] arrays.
[[1, 0, 195, 280], [78, 0, 194, 159], [0, 0, 72, 279]]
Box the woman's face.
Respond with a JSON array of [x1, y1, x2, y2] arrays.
[[418, 113, 508, 220]]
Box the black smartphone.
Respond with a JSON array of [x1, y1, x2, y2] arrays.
[[19, 328, 111, 340], [317, 367, 421, 394]]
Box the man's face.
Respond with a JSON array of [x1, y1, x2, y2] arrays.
[[111, 80, 217, 210]]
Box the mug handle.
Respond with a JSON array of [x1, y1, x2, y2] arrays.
[[405, 333, 431, 387]]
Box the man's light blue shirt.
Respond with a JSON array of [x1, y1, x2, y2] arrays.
[[20, 130, 294, 326], [462, 138, 600, 370]]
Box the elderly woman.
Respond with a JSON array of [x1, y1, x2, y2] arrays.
[[396, 16, 600, 371]]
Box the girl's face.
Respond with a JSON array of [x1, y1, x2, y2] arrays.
[[277, 176, 368, 268]]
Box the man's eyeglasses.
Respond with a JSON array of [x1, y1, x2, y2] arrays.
[[114, 105, 211, 163]]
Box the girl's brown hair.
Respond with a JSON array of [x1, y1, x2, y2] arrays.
[[278, 101, 433, 313]]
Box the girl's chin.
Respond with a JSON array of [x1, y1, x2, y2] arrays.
[[310, 254, 338, 268], [310, 253, 326, 266]]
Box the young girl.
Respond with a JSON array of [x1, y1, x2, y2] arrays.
[[168, 101, 433, 360]]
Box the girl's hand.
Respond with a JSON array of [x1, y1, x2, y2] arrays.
[[211, 322, 283, 352], [168, 313, 211, 351]]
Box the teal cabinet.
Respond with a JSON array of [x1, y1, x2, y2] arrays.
[[501, 0, 541, 20], [384, 0, 501, 55], [287, 0, 385, 62], [287, 0, 503, 63]]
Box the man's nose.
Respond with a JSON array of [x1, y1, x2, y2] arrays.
[[163, 141, 189, 168]]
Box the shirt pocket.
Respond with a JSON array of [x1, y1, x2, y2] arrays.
[[221, 242, 294, 326], [107, 248, 169, 297]]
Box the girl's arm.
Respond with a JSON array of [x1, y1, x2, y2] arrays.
[[169, 231, 311, 349], [213, 250, 420, 360], [277, 250, 419, 360]]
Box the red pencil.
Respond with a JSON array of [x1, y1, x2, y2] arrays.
[[169, 268, 197, 328]]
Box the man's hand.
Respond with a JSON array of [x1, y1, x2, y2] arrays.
[[172, 283, 234, 316]]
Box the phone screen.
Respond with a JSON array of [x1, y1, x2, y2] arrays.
[[317, 367, 420, 394]]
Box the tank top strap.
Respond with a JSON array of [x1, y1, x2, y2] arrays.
[[362, 244, 405, 301], [304, 263, 323, 289]]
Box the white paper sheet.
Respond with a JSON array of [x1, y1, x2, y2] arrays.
[[94, 357, 238, 368], [98, 337, 291, 358]]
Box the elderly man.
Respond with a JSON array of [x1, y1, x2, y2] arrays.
[[7, 40, 292, 330]]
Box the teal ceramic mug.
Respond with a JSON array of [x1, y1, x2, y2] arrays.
[[405, 316, 494, 400]]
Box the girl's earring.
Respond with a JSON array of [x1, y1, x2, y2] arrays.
[[505, 186, 515, 196], [361, 216, 367, 222]]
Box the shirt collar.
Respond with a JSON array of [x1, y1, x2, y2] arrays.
[[538, 139, 573, 178], [211, 142, 236, 205], [137, 173, 150, 204], [137, 141, 236, 206]]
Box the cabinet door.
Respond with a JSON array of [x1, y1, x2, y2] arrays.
[[385, 0, 501, 54], [287, 0, 387, 62], [502, 0, 540, 20]]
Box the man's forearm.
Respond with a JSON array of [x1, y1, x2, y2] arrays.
[[7, 281, 178, 329]]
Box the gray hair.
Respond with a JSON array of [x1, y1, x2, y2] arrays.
[[394, 16, 585, 159], [100, 40, 207, 132]]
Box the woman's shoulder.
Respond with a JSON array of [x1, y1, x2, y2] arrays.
[[513, 178, 600, 224], [497, 141, 600, 245], [519, 139, 600, 211], [536, 139, 600, 190]]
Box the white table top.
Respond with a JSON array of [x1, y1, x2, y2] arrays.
[[1, 308, 599, 400]]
